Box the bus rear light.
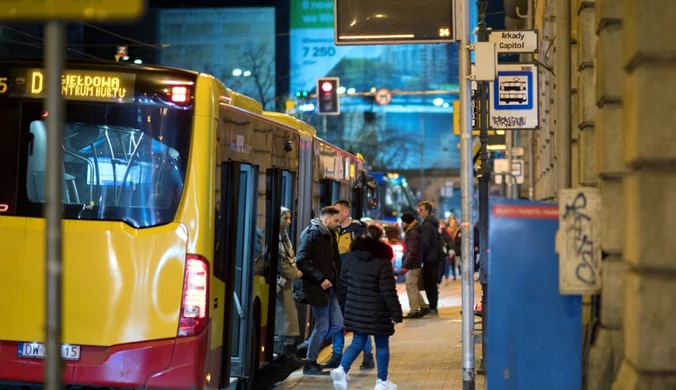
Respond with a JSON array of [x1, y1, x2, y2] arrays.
[[178, 254, 209, 337], [172, 86, 188, 102]]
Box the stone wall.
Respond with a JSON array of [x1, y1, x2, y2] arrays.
[[529, 0, 676, 388]]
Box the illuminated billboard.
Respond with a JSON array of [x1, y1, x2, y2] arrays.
[[334, 0, 456, 45]]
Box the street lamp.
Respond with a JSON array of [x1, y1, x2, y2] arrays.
[[232, 69, 243, 76], [243, 71, 251, 77], [433, 98, 444, 106]]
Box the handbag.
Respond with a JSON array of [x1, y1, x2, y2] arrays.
[[277, 275, 287, 293]]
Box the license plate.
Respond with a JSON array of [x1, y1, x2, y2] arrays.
[[18, 342, 81, 361]]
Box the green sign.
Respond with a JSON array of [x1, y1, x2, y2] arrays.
[[291, 0, 335, 29], [0, 0, 146, 21]]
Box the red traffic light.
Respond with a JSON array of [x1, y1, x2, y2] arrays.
[[317, 77, 340, 115]]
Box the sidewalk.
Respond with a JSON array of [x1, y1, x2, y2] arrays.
[[273, 278, 486, 389]]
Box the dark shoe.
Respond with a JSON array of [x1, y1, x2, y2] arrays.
[[303, 362, 327, 375], [296, 342, 308, 357], [283, 344, 305, 361], [322, 353, 343, 369], [420, 307, 431, 316], [429, 309, 439, 316], [359, 352, 375, 370], [404, 310, 424, 319]]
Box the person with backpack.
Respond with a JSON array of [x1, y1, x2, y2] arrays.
[[322, 200, 376, 371], [400, 212, 431, 319], [416, 201, 442, 315], [331, 225, 402, 390]]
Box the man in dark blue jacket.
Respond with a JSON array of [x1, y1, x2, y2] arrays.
[[417, 201, 441, 315], [294, 206, 343, 375]]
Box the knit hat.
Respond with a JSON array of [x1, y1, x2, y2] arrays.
[[401, 212, 416, 224]]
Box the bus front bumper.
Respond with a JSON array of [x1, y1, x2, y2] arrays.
[[0, 330, 209, 389]]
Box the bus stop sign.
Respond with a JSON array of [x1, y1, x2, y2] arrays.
[[0, 0, 146, 21]]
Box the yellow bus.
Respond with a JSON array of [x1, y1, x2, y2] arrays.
[[0, 60, 378, 389]]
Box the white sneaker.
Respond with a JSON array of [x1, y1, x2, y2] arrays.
[[331, 366, 349, 390], [374, 378, 398, 390]]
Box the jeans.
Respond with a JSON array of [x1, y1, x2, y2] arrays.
[[340, 333, 391, 381], [333, 303, 373, 355], [449, 256, 458, 278], [422, 262, 439, 310], [306, 288, 344, 362]]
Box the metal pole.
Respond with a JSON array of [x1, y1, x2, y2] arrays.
[[321, 115, 327, 139], [420, 114, 425, 196], [44, 20, 66, 390], [476, 2, 490, 376], [459, 0, 475, 387], [556, 0, 572, 190], [522, 0, 536, 200], [505, 131, 513, 197]]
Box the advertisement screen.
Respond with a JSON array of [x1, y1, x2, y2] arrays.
[[335, 0, 455, 45]]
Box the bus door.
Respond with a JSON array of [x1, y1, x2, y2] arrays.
[[224, 163, 259, 381], [260, 168, 297, 361], [277, 170, 297, 348]]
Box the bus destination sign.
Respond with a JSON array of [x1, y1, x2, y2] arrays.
[[24, 69, 136, 102]]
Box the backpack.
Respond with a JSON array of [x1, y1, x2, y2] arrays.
[[336, 220, 367, 254], [437, 231, 448, 262]]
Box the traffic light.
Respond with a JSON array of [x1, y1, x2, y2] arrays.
[[317, 77, 340, 115]]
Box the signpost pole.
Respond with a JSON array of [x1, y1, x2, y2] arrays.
[[459, 0, 475, 386], [322, 115, 327, 138], [44, 20, 66, 390], [505, 131, 513, 197], [476, 1, 490, 376]]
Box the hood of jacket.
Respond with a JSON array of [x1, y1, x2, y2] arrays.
[[339, 219, 366, 235], [404, 219, 419, 234], [349, 237, 394, 261], [310, 218, 333, 236], [423, 214, 440, 229]]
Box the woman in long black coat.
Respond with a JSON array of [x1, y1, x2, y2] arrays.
[[331, 226, 403, 390]]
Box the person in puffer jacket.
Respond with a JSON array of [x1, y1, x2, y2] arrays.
[[330, 226, 402, 390]]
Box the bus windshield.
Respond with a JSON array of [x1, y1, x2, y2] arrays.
[[0, 98, 193, 228]]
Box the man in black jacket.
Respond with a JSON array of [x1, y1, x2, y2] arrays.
[[294, 206, 343, 375], [417, 201, 441, 315], [400, 212, 431, 319]]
